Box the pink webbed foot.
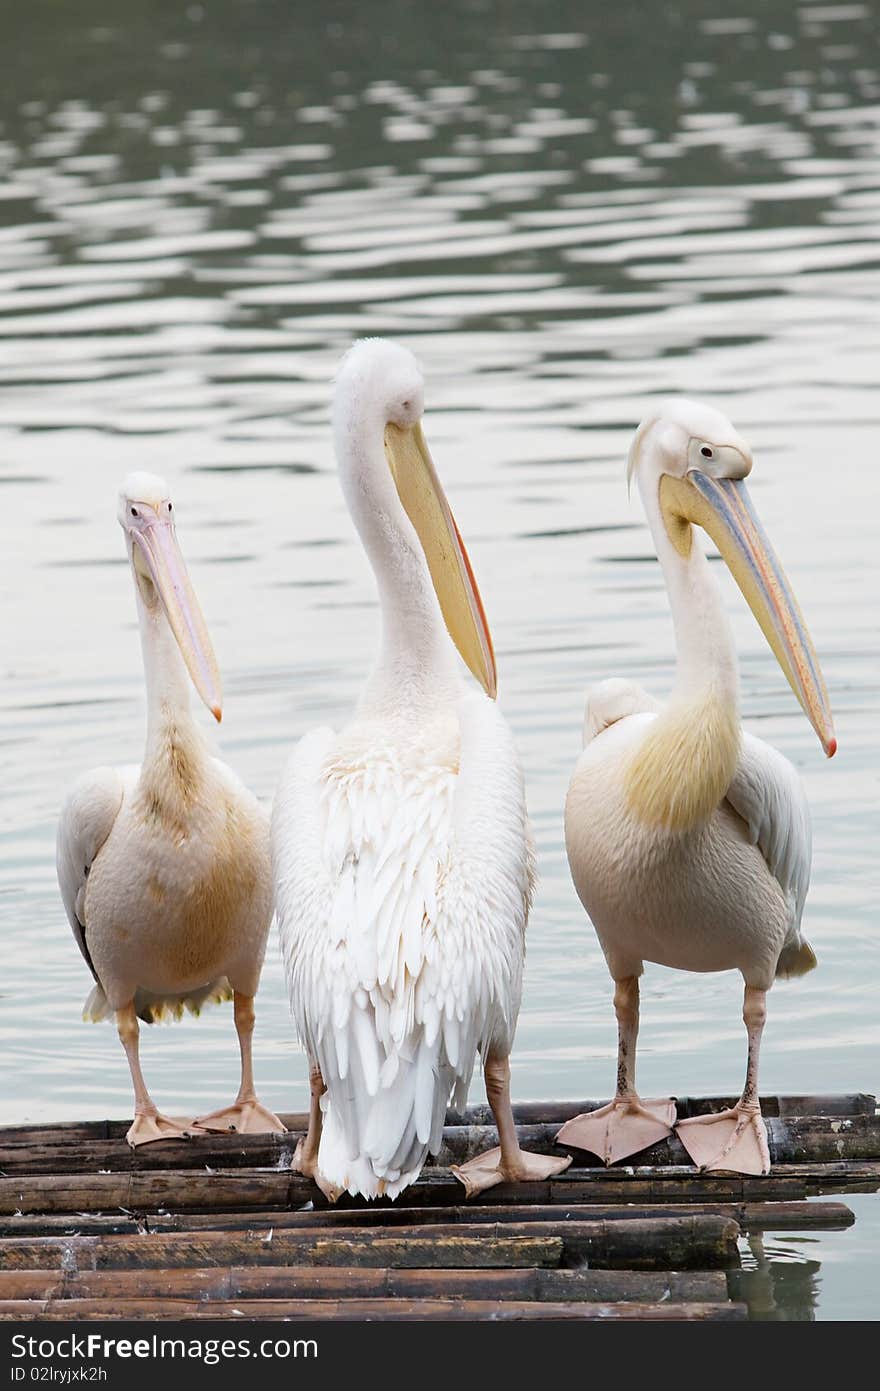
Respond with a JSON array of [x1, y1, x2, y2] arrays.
[[192, 1098, 287, 1136], [556, 1096, 676, 1166], [452, 1146, 572, 1200], [125, 1112, 196, 1148], [291, 1137, 344, 1203], [676, 1104, 771, 1176]]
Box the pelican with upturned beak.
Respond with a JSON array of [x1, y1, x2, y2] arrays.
[[273, 339, 571, 1200], [559, 402, 835, 1175], [57, 474, 284, 1146]]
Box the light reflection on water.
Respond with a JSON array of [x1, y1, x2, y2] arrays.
[[0, 0, 877, 1321]]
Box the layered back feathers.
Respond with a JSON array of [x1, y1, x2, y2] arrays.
[[276, 704, 531, 1201], [279, 738, 472, 1197]]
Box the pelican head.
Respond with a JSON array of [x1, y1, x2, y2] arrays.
[[628, 400, 835, 757], [334, 339, 496, 698], [118, 472, 222, 722]]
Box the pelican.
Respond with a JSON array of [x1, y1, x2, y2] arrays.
[[557, 402, 835, 1175], [57, 474, 284, 1146], [272, 339, 571, 1200]]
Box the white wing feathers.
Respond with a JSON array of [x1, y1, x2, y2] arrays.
[[273, 726, 337, 1058], [443, 692, 536, 1057], [583, 678, 660, 745], [273, 693, 533, 1199], [56, 766, 127, 980], [580, 681, 814, 977], [725, 731, 813, 941]]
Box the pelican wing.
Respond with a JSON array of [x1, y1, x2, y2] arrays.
[[272, 724, 339, 1067], [273, 696, 533, 1199], [56, 765, 129, 980], [583, 678, 660, 745], [725, 732, 812, 934]]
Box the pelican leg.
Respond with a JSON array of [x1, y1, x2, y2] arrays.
[[555, 976, 676, 1164], [452, 1054, 572, 1198], [193, 993, 286, 1136], [677, 985, 770, 1175], [291, 1063, 342, 1202], [117, 1003, 195, 1148]]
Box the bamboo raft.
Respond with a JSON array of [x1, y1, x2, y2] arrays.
[[0, 1092, 874, 1322]]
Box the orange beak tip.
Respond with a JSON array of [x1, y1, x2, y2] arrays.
[[826, 736, 837, 759], [212, 705, 223, 724]]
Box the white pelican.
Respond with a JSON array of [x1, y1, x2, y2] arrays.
[[57, 473, 284, 1146], [557, 402, 835, 1175], [272, 339, 571, 1200]]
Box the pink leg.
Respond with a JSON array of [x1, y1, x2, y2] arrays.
[[556, 976, 675, 1164], [677, 985, 771, 1175], [293, 1062, 325, 1174], [116, 1003, 194, 1148], [452, 1054, 572, 1198], [194, 993, 285, 1135], [292, 1062, 342, 1202]]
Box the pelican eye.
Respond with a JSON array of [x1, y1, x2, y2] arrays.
[[130, 506, 139, 517], [700, 446, 714, 459]]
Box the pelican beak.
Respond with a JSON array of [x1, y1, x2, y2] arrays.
[[660, 471, 836, 756], [384, 420, 497, 698], [131, 521, 223, 721]]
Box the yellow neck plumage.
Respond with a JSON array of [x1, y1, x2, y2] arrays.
[[624, 688, 740, 832], [626, 482, 741, 831]]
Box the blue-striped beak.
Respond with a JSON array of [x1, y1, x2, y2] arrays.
[[660, 471, 836, 757]]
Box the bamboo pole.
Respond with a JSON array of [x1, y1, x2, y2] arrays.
[[1, 1094, 871, 1148], [294, 1216, 741, 1268], [2, 1161, 877, 1217], [0, 1171, 310, 1216], [0, 1232, 562, 1272], [433, 1117, 880, 1167], [449, 1094, 876, 1125], [0, 1296, 748, 1321], [0, 1198, 852, 1239], [2, 1114, 878, 1176], [0, 1216, 736, 1272], [355, 1162, 880, 1207], [0, 1265, 729, 1303]]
